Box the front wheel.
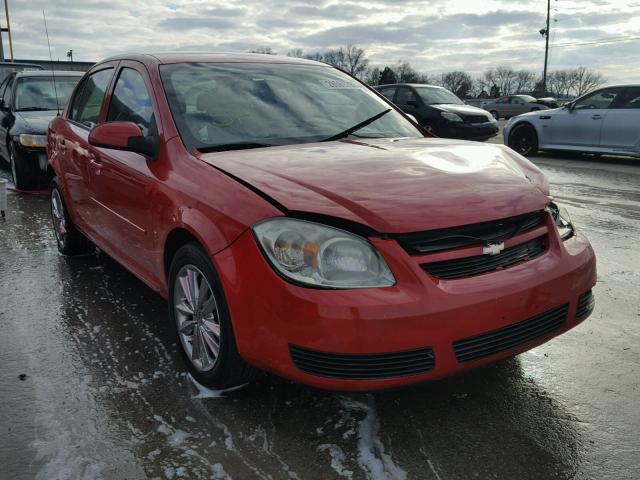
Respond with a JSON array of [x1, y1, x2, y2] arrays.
[[168, 242, 254, 389], [508, 123, 539, 157]]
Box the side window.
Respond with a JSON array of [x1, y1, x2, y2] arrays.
[[107, 68, 154, 136], [574, 88, 622, 110], [3, 77, 14, 108], [511, 97, 524, 105], [496, 97, 508, 104], [378, 87, 396, 101], [611, 87, 640, 109], [69, 68, 113, 128], [396, 87, 418, 105]]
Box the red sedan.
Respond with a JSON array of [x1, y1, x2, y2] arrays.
[[47, 53, 596, 391]]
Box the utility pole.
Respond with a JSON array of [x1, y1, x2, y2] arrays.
[[541, 0, 551, 94], [0, 0, 14, 62]]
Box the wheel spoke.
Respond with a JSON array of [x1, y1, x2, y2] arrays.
[[178, 275, 194, 311], [190, 325, 203, 364], [201, 327, 220, 358], [196, 325, 214, 367], [202, 317, 220, 338], [200, 290, 217, 316], [187, 268, 200, 310], [178, 319, 197, 335], [175, 300, 194, 316]]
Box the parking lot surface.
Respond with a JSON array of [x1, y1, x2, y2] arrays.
[[1, 142, 639, 479]]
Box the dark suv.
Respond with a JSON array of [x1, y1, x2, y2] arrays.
[[375, 83, 498, 141]]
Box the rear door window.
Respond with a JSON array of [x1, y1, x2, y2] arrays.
[[378, 87, 397, 101], [612, 87, 640, 109], [107, 68, 154, 135], [69, 68, 113, 128]]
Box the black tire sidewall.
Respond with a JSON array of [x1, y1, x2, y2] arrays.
[[168, 242, 248, 388], [10, 142, 38, 190], [50, 177, 88, 255], [509, 124, 538, 156]]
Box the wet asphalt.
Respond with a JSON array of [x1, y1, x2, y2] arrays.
[[1, 136, 639, 479]]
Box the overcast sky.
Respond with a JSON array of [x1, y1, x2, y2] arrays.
[[6, 0, 640, 83]]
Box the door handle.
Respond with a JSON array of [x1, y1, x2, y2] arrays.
[[591, 114, 602, 120]]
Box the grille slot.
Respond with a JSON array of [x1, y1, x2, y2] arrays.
[[422, 236, 545, 279], [289, 345, 435, 379], [576, 290, 595, 318], [463, 114, 491, 123], [394, 211, 545, 255], [453, 304, 569, 362]]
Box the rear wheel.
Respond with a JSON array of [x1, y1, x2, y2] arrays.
[[508, 123, 539, 157], [490, 110, 499, 120], [168, 242, 254, 389], [10, 143, 38, 190], [50, 177, 92, 255]]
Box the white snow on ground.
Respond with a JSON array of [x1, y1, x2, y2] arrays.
[[340, 395, 407, 480], [318, 444, 354, 479], [187, 374, 248, 398], [212, 462, 233, 479]]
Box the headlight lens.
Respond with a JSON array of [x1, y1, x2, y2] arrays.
[[440, 111, 463, 123], [253, 218, 395, 288], [549, 202, 574, 240], [19, 134, 47, 148]]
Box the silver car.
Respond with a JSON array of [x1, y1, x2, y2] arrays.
[[483, 95, 549, 120], [503, 85, 640, 158]]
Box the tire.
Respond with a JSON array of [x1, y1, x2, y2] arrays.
[[168, 242, 254, 389], [10, 142, 39, 190], [508, 123, 539, 157], [490, 110, 499, 120], [50, 177, 92, 255]]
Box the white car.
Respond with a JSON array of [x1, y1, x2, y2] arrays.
[[504, 85, 640, 158]]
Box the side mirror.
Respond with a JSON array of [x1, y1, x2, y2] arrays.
[[89, 121, 157, 159]]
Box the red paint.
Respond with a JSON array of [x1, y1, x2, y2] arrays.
[[48, 53, 597, 391], [88, 121, 143, 150]]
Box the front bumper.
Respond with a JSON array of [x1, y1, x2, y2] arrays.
[[213, 220, 596, 391]]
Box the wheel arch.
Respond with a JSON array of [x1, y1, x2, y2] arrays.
[[163, 227, 202, 281]]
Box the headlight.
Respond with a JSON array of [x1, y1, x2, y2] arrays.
[[252, 218, 395, 288], [19, 134, 47, 148], [440, 111, 463, 123], [549, 202, 574, 240]]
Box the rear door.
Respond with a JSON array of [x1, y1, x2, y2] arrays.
[[0, 75, 13, 160], [58, 66, 116, 223], [88, 61, 159, 275], [599, 86, 640, 150], [550, 87, 624, 147]]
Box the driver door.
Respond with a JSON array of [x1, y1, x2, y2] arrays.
[[550, 87, 623, 147]]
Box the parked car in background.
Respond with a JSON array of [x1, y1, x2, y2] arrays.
[[535, 97, 560, 108], [375, 83, 498, 141], [504, 85, 640, 157], [0, 70, 83, 189], [0, 61, 43, 83], [48, 53, 596, 392], [483, 95, 550, 120]]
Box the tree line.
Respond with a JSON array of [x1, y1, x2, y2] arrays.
[[250, 45, 606, 99]]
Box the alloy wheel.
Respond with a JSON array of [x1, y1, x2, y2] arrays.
[[510, 126, 535, 156], [51, 188, 67, 247], [173, 265, 222, 372]]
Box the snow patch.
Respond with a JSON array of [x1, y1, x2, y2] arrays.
[[318, 444, 354, 479], [187, 374, 248, 398]]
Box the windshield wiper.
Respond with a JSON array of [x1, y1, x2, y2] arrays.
[[197, 142, 275, 153], [16, 107, 51, 112], [322, 109, 392, 142]]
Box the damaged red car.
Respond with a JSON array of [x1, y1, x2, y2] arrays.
[[47, 53, 596, 391]]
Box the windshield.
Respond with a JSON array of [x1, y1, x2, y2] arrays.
[[14, 76, 80, 111], [160, 63, 422, 152], [414, 87, 464, 105], [519, 95, 537, 103]]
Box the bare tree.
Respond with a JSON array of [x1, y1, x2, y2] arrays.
[[439, 71, 473, 98], [364, 66, 381, 86], [514, 70, 537, 94], [287, 48, 305, 58], [378, 66, 397, 85], [342, 45, 370, 78], [394, 61, 420, 83], [573, 67, 606, 96], [250, 47, 276, 55]]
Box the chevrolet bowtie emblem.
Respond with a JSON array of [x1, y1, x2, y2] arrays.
[[483, 242, 505, 256]]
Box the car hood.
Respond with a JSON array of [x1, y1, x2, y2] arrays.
[[513, 107, 562, 120], [200, 138, 550, 234], [15, 110, 57, 133], [430, 103, 492, 117]]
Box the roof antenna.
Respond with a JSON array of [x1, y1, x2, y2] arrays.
[[42, 10, 60, 115]]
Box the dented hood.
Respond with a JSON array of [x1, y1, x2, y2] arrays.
[[200, 138, 550, 234]]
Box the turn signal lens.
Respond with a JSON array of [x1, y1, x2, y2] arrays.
[[19, 134, 47, 148]]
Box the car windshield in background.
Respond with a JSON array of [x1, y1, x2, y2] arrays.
[[520, 95, 537, 103], [160, 63, 422, 152], [415, 87, 464, 105], [14, 76, 79, 111]]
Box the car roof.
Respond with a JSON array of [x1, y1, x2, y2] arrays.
[[14, 70, 83, 78], [0, 62, 43, 69], [98, 52, 326, 67]]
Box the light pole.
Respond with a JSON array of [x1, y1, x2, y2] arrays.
[[540, 0, 551, 94], [0, 0, 14, 62]]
